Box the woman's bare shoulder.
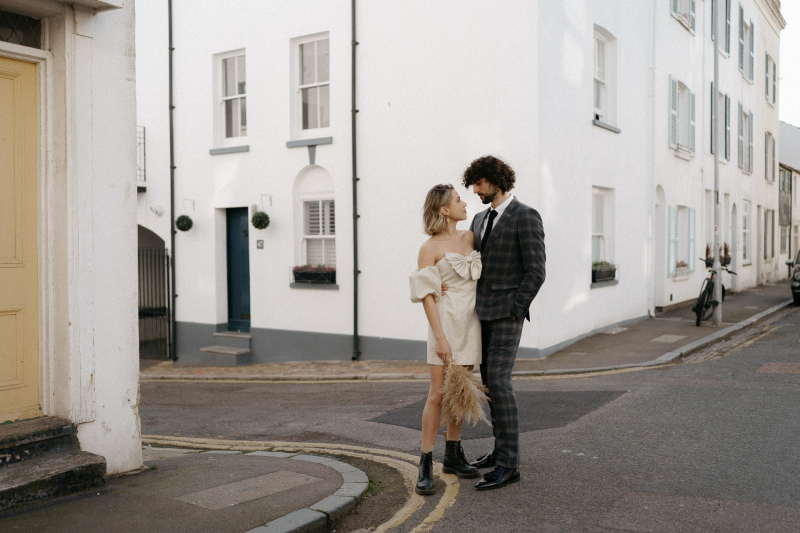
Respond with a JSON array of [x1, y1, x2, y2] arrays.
[[418, 238, 440, 268]]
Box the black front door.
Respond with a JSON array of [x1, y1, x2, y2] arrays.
[[226, 208, 251, 332]]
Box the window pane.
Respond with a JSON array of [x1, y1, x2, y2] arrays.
[[224, 57, 236, 97], [593, 194, 604, 233], [302, 87, 318, 130], [237, 55, 246, 95], [305, 201, 321, 235], [594, 79, 605, 113], [239, 97, 246, 136], [319, 85, 330, 128], [301, 42, 315, 85], [595, 38, 605, 80], [324, 238, 336, 267], [592, 236, 604, 262], [225, 98, 240, 138], [317, 38, 329, 82], [306, 239, 324, 266]]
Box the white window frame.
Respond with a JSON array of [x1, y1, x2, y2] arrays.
[[710, 84, 730, 160], [742, 200, 751, 263], [781, 225, 788, 255], [669, 76, 695, 155], [136, 125, 146, 183], [291, 32, 330, 141], [213, 49, 247, 148], [668, 205, 696, 276], [591, 187, 615, 265], [738, 102, 753, 173], [765, 52, 777, 105], [671, 0, 697, 34], [593, 26, 616, 127], [302, 198, 336, 267], [764, 209, 774, 260], [711, 0, 732, 55]]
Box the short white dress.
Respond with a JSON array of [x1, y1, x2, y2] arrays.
[[409, 251, 482, 366]]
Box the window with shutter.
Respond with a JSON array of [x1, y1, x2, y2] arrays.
[[672, 0, 695, 33], [303, 199, 336, 267], [689, 90, 696, 154], [765, 52, 770, 100], [748, 20, 754, 82], [725, 95, 731, 160], [765, 132, 769, 181], [710, 83, 715, 154], [668, 206, 677, 277], [725, 0, 731, 53], [743, 201, 751, 262], [748, 110, 753, 173], [738, 4, 744, 72], [772, 59, 777, 104]]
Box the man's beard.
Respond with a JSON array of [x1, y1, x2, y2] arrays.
[[481, 190, 496, 204]]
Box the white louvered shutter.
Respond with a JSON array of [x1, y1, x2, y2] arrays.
[[689, 0, 696, 32], [749, 20, 755, 81], [711, 0, 716, 41], [748, 110, 754, 173], [765, 132, 769, 180], [689, 90, 696, 154], [668, 206, 677, 277], [710, 82, 716, 154], [738, 4, 744, 73], [772, 59, 777, 104], [669, 76, 679, 150], [738, 102, 743, 168], [772, 135, 776, 182], [725, 95, 731, 160], [671, 0, 680, 20], [689, 208, 696, 272], [726, 0, 731, 53], [765, 53, 770, 100]]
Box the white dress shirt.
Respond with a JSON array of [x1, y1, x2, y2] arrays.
[[479, 194, 515, 241]]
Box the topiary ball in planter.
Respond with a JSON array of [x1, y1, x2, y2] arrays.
[[175, 215, 193, 232], [251, 211, 270, 230]]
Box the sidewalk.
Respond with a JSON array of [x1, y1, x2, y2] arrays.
[[140, 280, 795, 381], [1, 446, 372, 533]]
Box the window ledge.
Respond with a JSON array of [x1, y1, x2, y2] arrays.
[[674, 148, 693, 161], [592, 119, 621, 134], [210, 145, 250, 155], [672, 269, 693, 280], [287, 137, 333, 148], [591, 279, 619, 289], [290, 283, 339, 290]]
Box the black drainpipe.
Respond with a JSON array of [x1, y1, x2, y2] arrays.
[[351, 0, 361, 360], [168, 0, 177, 360]]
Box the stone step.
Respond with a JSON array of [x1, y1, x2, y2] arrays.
[[0, 450, 106, 512], [0, 417, 78, 466], [199, 345, 252, 367], [212, 331, 252, 350]]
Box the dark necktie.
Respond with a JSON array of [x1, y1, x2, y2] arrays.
[[480, 209, 498, 251]]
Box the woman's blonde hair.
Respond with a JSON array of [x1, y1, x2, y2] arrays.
[[422, 184, 455, 236]]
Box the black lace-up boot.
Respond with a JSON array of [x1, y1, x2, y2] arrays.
[[442, 440, 480, 478], [415, 452, 435, 495]]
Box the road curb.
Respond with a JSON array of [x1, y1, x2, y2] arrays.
[[241, 453, 368, 533], [512, 298, 795, 376]]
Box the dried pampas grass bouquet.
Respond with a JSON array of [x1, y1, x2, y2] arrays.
[[439, 362, 490, 428]]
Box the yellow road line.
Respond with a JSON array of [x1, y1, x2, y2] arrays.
[[141, 435, 458, 532]]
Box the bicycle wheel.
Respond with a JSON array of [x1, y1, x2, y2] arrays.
[[695, 280, 711, 326], [701, 284, 715, 322]]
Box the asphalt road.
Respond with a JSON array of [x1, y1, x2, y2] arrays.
[[140, 306, 800, 532]]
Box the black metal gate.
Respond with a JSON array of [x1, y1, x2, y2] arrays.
[[138, 248, 173, 359]]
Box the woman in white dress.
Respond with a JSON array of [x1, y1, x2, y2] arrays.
[[409, 183, 482, 495]]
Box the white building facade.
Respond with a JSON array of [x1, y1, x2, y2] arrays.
[[780, 120, 800, 260], [135, 0, 785, 365], [0, 1, 142, 473]]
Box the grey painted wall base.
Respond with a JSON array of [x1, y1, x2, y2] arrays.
[[175, 321, 540, 363], [534, 314, 649, 359]]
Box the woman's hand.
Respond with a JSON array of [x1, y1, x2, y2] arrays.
[[436, 336, 452, 365]]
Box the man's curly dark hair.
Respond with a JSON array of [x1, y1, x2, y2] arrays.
[[462, 155, 516, 193]]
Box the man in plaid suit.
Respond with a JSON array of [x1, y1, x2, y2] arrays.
[[463, 155, 546, 490]]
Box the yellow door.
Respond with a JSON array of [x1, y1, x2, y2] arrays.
[[0, 55, 40, 423]]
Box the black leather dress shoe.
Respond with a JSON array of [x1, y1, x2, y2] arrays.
[[470, 451, 495, 469], [475, 466, 520, 490]]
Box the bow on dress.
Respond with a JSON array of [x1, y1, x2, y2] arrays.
[[446, 251, 482, 280]]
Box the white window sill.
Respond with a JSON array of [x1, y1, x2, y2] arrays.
[[591, 279, 619, 289], [675, 13, 694, 33], [293, 127, 332, 143], [290, 283, 339, 290], [672, 268, 692, 280], [210, 145, 250, 155], [286, 137, 333, 148], [674, 148, 693, 161], [592, 119, 621, 134]]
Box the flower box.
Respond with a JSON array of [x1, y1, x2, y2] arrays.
[[292, 268, 336, 285], [591, 266, 616, 283]]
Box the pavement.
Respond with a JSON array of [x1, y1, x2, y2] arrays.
[[3, 281, 794, 533]]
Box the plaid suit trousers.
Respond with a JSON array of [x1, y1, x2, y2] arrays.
[[480, 316, 524, 469]]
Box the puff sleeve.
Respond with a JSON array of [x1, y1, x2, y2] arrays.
[[409, 266, 442, 303]]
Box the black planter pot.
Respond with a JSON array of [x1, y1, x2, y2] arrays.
[[592, 267, 616, 283], [293, 270, 336, 284]]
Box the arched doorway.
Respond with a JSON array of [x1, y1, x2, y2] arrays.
[[138, 226, 172, 359]]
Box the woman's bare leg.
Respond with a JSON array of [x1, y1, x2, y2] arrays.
[[421, 364, 446, 451], [444, 365, 473, 441]]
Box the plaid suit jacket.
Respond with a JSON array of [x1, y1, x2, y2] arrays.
[[471, 198, 546, 321]]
